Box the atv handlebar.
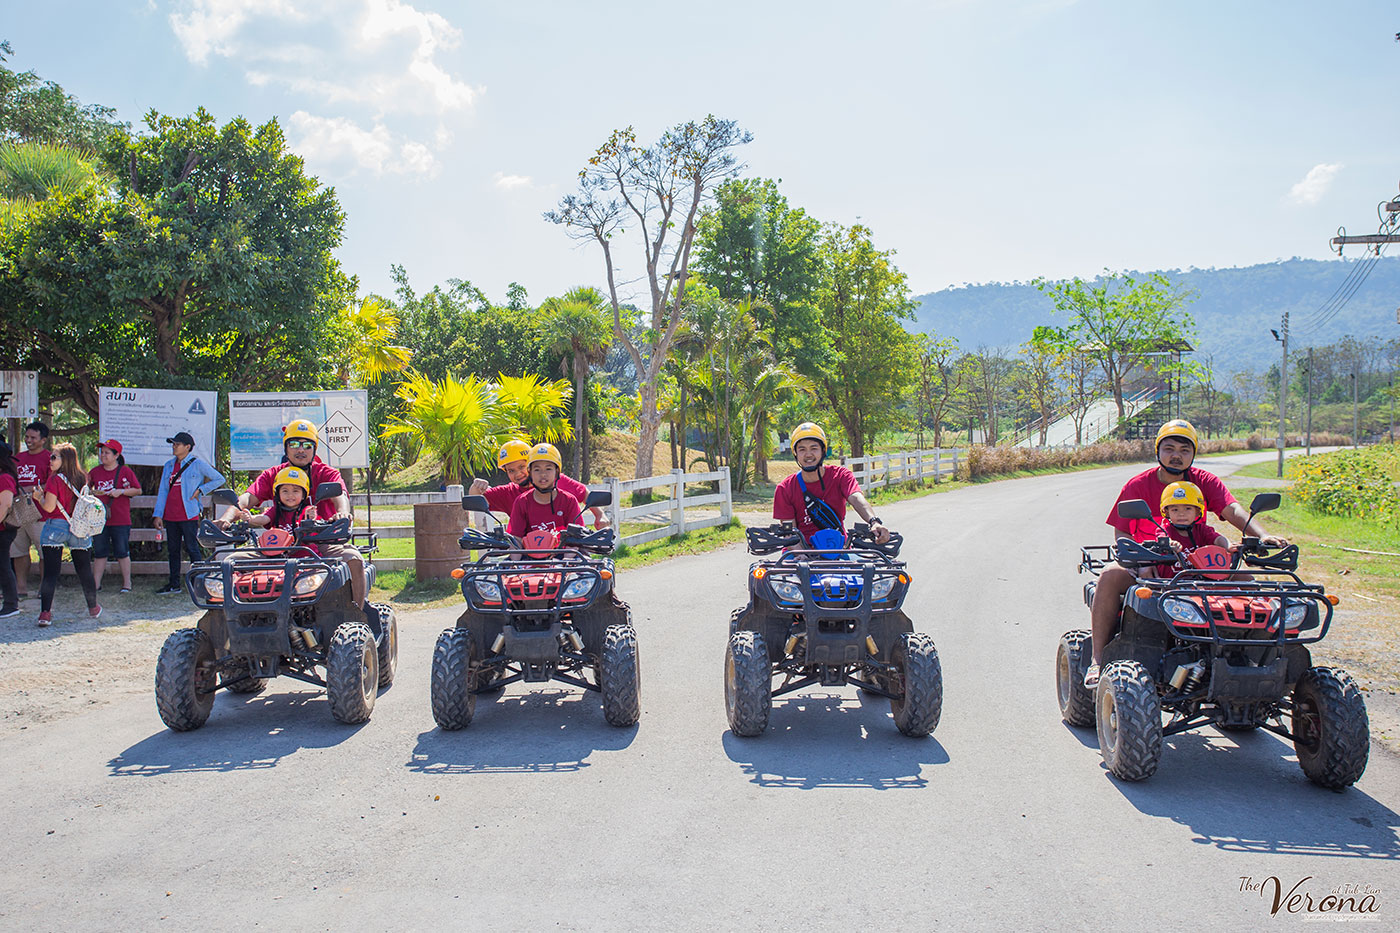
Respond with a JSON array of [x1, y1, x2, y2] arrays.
[[561, 524, 615, 553], [850, 523, 903, 557], [746, 524, 803, 555], [460, 528, 521, 552]]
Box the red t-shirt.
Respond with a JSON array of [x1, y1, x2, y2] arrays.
[[1106, 467, 1236, 541], [87, 465, 140, 526], [1144, 520, 1225, 577], [258, 503, 319, 555], [246, 459, 345, 520], [484, 474, 590, 515], [163, 463, 191, 522], [39, 473, 77, 521], [14, 449, 49, 491], [0, 472, 17, 521], [507, 490, 583, 537], [773, 465, 860, 545]]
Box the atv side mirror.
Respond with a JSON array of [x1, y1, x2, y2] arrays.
[[315, 482, 343, 501], [585, 490, 612, 509], [462, 494, 491, 513], [1116, 499, 1152, 520], [210, 488, 239, 508], [1248, 492, 1281, 514]]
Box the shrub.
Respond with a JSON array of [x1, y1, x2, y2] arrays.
[[1288, 444, 1399, 525]]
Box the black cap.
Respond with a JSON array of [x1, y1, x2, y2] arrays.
[[166, 431, 195, 447]]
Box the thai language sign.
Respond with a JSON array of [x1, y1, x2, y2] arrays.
[[98, 386, 218, 467], [228, 390, 369, 470], [0, 371, 39, 420]]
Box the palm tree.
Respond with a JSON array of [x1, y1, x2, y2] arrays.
[[337, 296, 412, 387], [0, 142, 103, 229], [380, 371, 508, 487], [495, 372, 574, 447], [540, 286, 613, 480], [748, 363, 814, 483]]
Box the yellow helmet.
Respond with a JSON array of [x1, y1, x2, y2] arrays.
[[272, 466, 311, 496], [1154, 419, 1198, 452], [527, 443, 562, 472], [1160, 481, 1204, 514], [497, 439, 532, 469], [790, 422, 829, 453], [283, 419, 320, 448]]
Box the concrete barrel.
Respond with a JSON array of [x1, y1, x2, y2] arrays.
[[413, 486, 466, 580]]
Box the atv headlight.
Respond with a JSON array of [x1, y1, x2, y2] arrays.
[[561, 576, 595, 600], [294, 570, 328, 596], [473, 579, 502, 602], [203, 577, 224, 599], [871, 576, 897, 601], [769, 577, 803, 604], [1162, 596, 1206, 626], [1282, 602, 1309, 627]]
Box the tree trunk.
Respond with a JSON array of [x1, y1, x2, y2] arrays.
[[635, 378, 661, 479]]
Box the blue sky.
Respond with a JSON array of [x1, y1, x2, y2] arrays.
[[6, 1, 1400, 306]]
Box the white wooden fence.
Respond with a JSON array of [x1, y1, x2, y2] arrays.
[[604, 469, 734, 547], [841, 448, 962, 489]]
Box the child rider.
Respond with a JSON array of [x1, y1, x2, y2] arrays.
[[236, 467, 320, 554], [506, 444, 583, 538]]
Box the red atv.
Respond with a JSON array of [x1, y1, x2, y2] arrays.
[[429, 491, 638, 730], [1057, 493, 1369, 788], [155, 485, 396, 730]]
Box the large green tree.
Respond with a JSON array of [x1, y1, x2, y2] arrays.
[[1032, 271, 1196, 420], [811, 223, 918, 457], [0, 41, 125, 151]]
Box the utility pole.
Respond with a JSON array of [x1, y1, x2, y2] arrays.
[[1305, 347, 1314, 456], [1273, 312, 1289, 476], [1351, 372, 1359, 447]]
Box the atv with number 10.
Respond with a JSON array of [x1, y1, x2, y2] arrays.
[[154, 484, 397, 731]]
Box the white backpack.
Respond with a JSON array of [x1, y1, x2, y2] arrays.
[[57, 474, 108, 538]]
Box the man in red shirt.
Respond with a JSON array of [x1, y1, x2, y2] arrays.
[[772, 422, 890, 546], [470, 439, 608, 527], [506, 444, 583, 537], [1084, 419, 1289, 686], [217, 420, 365, 606], [8, 421, 51, 598]]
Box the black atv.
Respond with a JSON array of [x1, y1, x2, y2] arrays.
[[154, 484, 397, 731], [1057, 493, 1369, 788], [724, 523, 942, 738], [429, 490, 639, 730]]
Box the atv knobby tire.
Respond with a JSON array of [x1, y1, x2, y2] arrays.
[[370, 601, 398, 688], [155, 628, 217, 731], [1056, 630, 1095, 727], [1293, 666, 1369, 789], [598, 623, 641, 727], [1096, 660, 1162, 781], [326, 622, 378, 724], [890, 632, 943, 737], [724, 629, 771, 737], [431, 628, 476, 730]]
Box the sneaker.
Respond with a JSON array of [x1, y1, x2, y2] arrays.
[[1083, 663, 1101, 689], [156, 583, 181, 595], [37, 611, 52, 627], [0, 607, 20, 620], [119, 586, 132, 594], [89, 606, 103, 620]]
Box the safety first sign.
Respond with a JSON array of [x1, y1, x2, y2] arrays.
[[228, 390, 369, 470], [0, 371, 38, 420]]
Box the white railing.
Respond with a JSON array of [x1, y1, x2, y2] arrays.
[[841, 448, 962, 489], [603, 469, 734, 547]]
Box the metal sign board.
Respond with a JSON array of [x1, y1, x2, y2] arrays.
[[0, 371, 39, 420], [98, 386, 219, 467], [228, 390, 369, 470]]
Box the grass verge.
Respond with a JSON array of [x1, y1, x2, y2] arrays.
[[613, 519, 747, 570]]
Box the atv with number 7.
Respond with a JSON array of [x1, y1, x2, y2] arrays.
[[1057, 492, 1369, 788], [725, 523, 942, 737], [154, 484, 397, 731], [429, 490, 639, 730]]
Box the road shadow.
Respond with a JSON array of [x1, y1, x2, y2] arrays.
[[108, 689, 368, 776], [1105, 728, 1400, 859], [407, 687, 637, 774], [721, 691, 950, 789]]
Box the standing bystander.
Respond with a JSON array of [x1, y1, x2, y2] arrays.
[[152, 431, 224, 595], [35, 443, 101, 626], [9, 421, 51, 599], [87, 439, 141, 593], [0, 439, 21, 618]]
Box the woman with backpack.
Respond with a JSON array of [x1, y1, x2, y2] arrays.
[[0, 439, 22, 619], [35, 442, 101, 626]]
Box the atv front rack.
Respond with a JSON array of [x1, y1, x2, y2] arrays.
[[1142, 568, 1336, 647]]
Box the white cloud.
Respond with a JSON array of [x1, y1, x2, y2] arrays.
[[169, 0, 300, 65], [1288, 163, 1343, 205], [494, 172, 532, 190], [287, 111, 438, 176]]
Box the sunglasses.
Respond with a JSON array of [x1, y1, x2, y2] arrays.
[[286, 440, 316, 450], [49, 454, 60, 461]]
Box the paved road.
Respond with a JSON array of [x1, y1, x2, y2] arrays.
[[4, 451, 1396, 930]]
